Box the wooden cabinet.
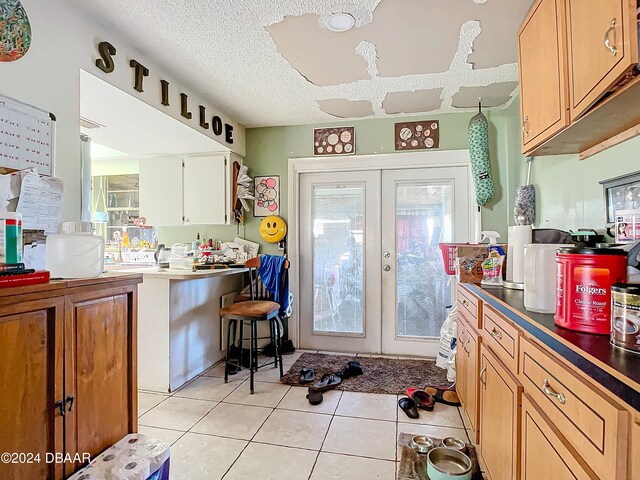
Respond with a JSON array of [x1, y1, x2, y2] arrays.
[[519, 0, 640, 157], [0, 300, 64, 480], [479, 343, 522, 480], [518, 0, 569, 150], [456, 316, 467, 412], [462, 324, 481, 444], [521, 394, 595, 480], [566, 0, 639, 119], [0, 274, 141, 480], [139, 152, 239, 226]]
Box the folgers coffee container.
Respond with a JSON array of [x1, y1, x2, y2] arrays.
[[555, 247, 627, 335], [611, 284, 640, 353]]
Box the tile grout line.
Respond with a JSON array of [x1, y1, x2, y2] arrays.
[[307, 390, 343, 480]]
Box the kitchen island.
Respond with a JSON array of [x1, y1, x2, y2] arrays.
[[110, 266, 247, 393]]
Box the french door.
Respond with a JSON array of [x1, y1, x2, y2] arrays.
[[298, 166, 471, 357]]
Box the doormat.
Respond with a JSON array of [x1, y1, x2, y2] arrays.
[[397, 433, 482, 480], [279, 352, 449, 395]]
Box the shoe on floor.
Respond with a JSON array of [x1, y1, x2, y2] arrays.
[[313, 373, 342, 392], [406, 387, 435, 411], [306, 387, 323, 405], [423, 385, 461, 406], [398, 397, 419, 419], [336, 360, 363, 379], [300, 368, 315, 383]]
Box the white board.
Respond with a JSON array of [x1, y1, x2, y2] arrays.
[[0, 93, 54, 176]]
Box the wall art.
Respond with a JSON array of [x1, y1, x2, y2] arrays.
[[313, 126, 355, 156], [254, 175, 280, 217], [0, 0, 32, 62], [395, 120, 439, 151]]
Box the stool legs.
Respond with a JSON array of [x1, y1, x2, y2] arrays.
[[249, 320, 256, 393], [274, 318, 284, 378], [224, 318, 237, 384]]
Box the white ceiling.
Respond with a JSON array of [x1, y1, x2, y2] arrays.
[[70, 0, 534, 127], [80, 70, 225, 156]]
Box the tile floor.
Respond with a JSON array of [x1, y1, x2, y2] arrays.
[[137, 350, 474, 480]]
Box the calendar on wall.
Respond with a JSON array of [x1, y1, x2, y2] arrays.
[[0, 93, 55, 176]]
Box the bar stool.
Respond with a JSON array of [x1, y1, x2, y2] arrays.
[[220, 257, 286, 393]]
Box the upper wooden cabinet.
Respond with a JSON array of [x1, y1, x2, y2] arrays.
[[518, 0, 569, 150], [566, 0, 639, 119], [519, 0, 640, 157]]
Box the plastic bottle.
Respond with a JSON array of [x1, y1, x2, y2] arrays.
[[480, 231, 505, 286]]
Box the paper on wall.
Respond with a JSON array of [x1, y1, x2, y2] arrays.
[[16, 173, 63, 233]]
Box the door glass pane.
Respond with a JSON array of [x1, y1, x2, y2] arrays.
[[396, 181, 452, 338], [312, 184, 364, 335]]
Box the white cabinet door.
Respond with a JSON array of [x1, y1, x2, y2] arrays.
[[139, 156, 184, 226], [183, 154, 227, 225]]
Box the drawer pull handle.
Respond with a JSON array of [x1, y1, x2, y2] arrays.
[[522, 116, 529, 138], [479, 366, 487, 385], [489, 328, 503, 340], [542, 378, 566, 404], [604, 19, 618, 56], [461, 299, 468, 307]]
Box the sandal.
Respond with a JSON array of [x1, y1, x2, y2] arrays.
[[336, 361, 364, 379], [306, 387, 323, 405], [313, 373, 342, 392], [423, 385, 461, 406], [406, 388, 435, 411], [398, 397, 419, 419], [300, 368, 315, 383]]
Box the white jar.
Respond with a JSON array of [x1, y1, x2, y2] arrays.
[[46, 222, 105, 278]]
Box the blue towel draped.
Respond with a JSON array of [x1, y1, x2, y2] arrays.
[[258, 254, 290, 317]]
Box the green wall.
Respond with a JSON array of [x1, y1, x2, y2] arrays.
[[243, 110, 521, 253]]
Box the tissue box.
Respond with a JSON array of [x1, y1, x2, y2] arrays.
[[68, 434, 170, 480], [455, 245, 508, 284]]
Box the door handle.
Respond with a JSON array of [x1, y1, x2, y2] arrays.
[[604, 19, 618, 56], [383, 265, 391, 272], [522, 116, 529, 138], [541, 378, 566, 404], [479, 366, 487, 386], [383, 251, 391, 258], [66, 394, 75, 412], [54, 399, 66, 417]]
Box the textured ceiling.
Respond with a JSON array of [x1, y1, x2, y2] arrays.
[[68, 0, 533, 127]]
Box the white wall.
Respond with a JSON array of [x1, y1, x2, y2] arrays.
[[0, 0, 245, 221]]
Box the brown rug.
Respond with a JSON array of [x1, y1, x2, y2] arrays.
[[397, 433, 482, 480], [280, 352, 449, 395]]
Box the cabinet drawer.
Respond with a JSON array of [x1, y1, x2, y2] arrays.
[[520, 337, 628, 480], [482, 304, 519, 372], [521, 394, 595, 480], [457, 287, 481, 329]]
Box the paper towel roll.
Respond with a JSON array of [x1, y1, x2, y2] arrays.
[[507, 225, 532, 283]]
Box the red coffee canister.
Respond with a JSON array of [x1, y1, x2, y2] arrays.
[[555, 247, 627, 335]]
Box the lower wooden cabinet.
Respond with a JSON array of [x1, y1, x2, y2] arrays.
[[463, 325, 480, 443], [0, 275, 140, 480], [521, 394, 594, 480], [479, 343, 522, 480]]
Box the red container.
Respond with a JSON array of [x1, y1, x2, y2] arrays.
[[555, 247, 627, 334]]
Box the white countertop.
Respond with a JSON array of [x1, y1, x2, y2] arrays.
[[105, 265, 248, 280]]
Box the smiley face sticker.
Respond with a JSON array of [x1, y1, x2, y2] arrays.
[[259, 215, 287, 243]]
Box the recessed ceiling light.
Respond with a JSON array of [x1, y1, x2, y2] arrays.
[[326, 13, 355, 32]]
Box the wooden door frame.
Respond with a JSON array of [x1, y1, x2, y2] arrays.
[[287, 149, 478, 348]]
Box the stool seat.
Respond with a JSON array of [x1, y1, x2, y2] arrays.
[[220, 300, 279, 319]]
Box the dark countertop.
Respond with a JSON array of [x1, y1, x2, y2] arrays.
[[463, 283, 640, 412]]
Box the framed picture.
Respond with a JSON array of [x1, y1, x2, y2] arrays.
[[395, 120, 439, 151], [254, 175, 280, 217], [313, 126, 355, 156]]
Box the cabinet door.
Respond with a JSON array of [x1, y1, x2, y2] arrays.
[[518, 0, 569, 151], [464, 328, 480, 443], [139, 156, 184, 226], [183, 154, 228, 225], [456, 318, 467, 407], [521, 395, 594, 480], [0, 301, 64, 480], [479, 344, 522, 480], [567, 0, 639, 119], [64, 292, 137, 476]]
